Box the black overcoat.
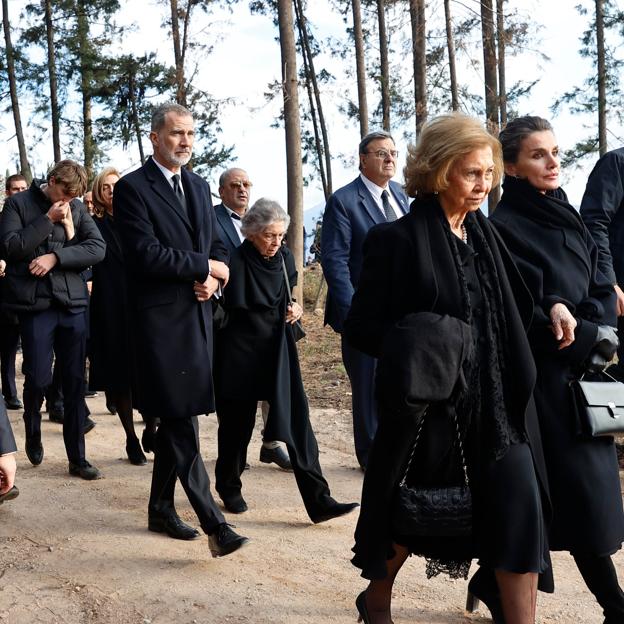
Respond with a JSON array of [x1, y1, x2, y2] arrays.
[[89, 213, 132, 393], [345, 199, 549, 579], [492, 183, 624, 555], [113, 157, 228, 419]]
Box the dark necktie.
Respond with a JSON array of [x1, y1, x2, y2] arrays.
[[381, 190, 396, 222], [230, 212, 241, 221], [171, 174, 187, 215]]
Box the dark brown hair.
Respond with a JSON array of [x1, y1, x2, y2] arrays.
[[498, 116, 553, 164]]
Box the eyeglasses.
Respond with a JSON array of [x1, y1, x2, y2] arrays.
[[365, 149, 399, 160], [228, 181, 252, 190]]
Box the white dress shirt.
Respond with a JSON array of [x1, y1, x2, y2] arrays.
[[360, 173, 402, 221], [223, 204, 245, 244]]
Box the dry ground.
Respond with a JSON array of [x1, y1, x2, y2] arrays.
[[0, 265, 620, 623]]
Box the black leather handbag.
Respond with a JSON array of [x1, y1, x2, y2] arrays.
[[571, 371, 624, 437], [392, 408, 472, 538], [280, 253, 306, 342]]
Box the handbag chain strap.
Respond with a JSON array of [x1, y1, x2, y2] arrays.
[[399, 407, 470, 488], [279, 252, 294, 305]]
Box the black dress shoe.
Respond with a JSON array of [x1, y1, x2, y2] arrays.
[[126, 438, 147, 465], [84, 389, 98, 398], [259, 445, 292, 470], [148, 513, 200, 540], [0, 485, 19, 504], [49, 407, 64, 423], [25, 437, 44, 466], [310, 500, 359, 524], [4, 397, 22, 410], [222, 494, 248, 514], [466, 566, 506, 623], [68, 461, 102, 480], [83, 416, 96, 434], [208, 523, 249, 557], [141, 428, 156, 454], [106, 402, 117, 415]]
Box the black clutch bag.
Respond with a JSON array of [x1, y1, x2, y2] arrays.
[[571, 371, 624, 437], [392, 408, 472, 538]]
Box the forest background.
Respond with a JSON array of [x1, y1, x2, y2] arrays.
[[0, 0, 621, 294]]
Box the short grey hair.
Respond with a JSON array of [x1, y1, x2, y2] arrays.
[[218, 167, 248, 188], [241, 198, 290, 238], [358, 130, 395, 155], [151, 102, 193, 132]]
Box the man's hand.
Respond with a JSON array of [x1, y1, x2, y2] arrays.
[[61, 211, 75, 241], [47, 201, 70, 223], [615, 284, 624, 317], [550, 302, 577, 349], [0, 453, 16, 495], [209, 260, 230, 286], [193, 276, 220, 301], [286, 302, 303, 324], [29, 253, 58, 277]]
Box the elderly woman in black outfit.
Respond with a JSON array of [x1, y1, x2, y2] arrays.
[[491, 116, 624, 623], [213, 198, 357, 523], [89, 167, 146, 466], [345, 114, 551, 624]]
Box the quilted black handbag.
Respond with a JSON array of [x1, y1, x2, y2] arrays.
[[570, 370, 624, 437], [392, 408, 472, 538]]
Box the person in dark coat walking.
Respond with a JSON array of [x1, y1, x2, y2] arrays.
[[213, 198, 358, 522], [345, 114, 551, 624], [113, 102, 248, 558], [491, 115, 624, 624], [89, 167, 146, 466]]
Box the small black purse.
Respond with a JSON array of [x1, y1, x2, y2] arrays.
[[392, 408, 472, 537], [280, 253, 306, 342]]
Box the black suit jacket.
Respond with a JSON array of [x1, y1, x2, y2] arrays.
[[214, 203, 242, 254], [113, 157, 228, 419], [0, 403, 16, 455]]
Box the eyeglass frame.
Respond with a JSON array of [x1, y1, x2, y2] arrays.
[[364, 149, 399, 160]]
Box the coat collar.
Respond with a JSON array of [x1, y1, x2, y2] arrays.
[[144, 157, 192, 230], [215, 203, 241, 249]]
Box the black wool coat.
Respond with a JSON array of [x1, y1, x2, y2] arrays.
[[113, 157, 228, 419], [492, 181, 624, 555], [89, 213, 133, 394], [345, 199, 549, 580]]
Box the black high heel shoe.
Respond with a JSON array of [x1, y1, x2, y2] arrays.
[[466, 567, 506, 624], [355, 591, 394, 624]]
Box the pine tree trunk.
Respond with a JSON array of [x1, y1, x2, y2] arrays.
[[444, 0, 459, 111], [77, 0, 94, 181], [277, 0, 304, 301], [170, 0, 186, 107], [2, 0, 32, 181], [596, 0, 607, 156], [409, 0, 426, 136], [351, 0, 369, 138], [44, 0, 61, 163], [496, 0, 507, 126], [128, 71, 145, 165], [376, 0, 390, 131]]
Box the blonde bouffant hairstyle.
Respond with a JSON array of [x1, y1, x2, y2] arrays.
[[91, 167, 121, 218], [403, 113, 503, 198]]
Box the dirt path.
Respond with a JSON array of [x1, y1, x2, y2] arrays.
[[0, 384, 618, 624]]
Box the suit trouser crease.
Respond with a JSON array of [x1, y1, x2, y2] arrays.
[[149, 416, 225, 534]]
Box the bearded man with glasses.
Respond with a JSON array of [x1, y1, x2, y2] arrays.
[[321, 130, 408, 470]]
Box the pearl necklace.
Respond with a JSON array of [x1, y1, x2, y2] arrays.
[[461, 223, 468, 243]]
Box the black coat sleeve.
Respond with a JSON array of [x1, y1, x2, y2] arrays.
[[0, 199, 54, 261], [54, 203, 106, 270]]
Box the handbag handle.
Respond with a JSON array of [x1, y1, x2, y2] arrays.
[[399, 407, 470, 488], [279, 252, 294, 305], [579, 369, 619, 383]]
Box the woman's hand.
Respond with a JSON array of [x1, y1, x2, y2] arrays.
[[286, 301, 303, 324], [209, 260, 229, 287], [549, 302, 577, 349], [615, 284, 624, 317]]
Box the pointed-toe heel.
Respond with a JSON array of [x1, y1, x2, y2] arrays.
[[355, 591, 370, 623], [465, 590, 480, 613]]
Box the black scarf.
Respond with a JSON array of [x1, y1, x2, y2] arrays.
[[501, 175, 584, 234]]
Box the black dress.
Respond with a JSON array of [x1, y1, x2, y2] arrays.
[[492, 176, 624, 556], [345, 198, 551, 582]]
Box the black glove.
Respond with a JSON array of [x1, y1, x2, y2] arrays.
[[585, 325, 619, 374]]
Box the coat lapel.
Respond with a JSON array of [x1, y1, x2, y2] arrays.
[[181, 169, 204, 248], [215, 204, 241, 250], [389, 182, 409, 215], [145, 157, 192, 231], [356, 177, 385, 226]]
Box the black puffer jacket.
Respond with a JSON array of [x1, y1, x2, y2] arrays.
[[0, 180, 106, 312]]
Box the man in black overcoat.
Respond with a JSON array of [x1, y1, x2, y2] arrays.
[[113, 102, 249, 558]]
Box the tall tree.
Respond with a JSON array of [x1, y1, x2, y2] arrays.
[[44, 0, 61, 162], [2, 0, 32, 181], [277, 0, 304, 301], [169, 0, 187, 106], [443, 0, 459, 111], [409, 0, 426, 136], [351, 0, 369, 137], [376, 0, 390, 131], [76, 0, 96, 179], [496, 0, 507, 126], [595, 0, 607, 156]]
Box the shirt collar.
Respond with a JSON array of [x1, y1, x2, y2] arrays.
[[360, 173, 389, 201], [152, 156, 179, 185], [223, 203, 245, 220]]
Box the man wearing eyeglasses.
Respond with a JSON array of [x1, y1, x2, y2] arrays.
[[321, 130, 408, 470], [213, 168, 293, 475]]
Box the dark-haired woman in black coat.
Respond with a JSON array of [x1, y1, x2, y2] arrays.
[[491, 115, 624, 623]]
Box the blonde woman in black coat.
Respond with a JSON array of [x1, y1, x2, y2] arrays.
[[491, 115, 624, 624], [345, 114, 551, 624]]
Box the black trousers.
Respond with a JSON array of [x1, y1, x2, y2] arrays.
[[0, 322, 19, 400], [215, 397, 333, 519], [19, 307, 87, 464], [341, 334, 378, 468], [148, 416, 225, 534]]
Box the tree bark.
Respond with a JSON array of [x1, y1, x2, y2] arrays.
[[351, 0, 369, 137], [496, 0, 507, 126], [128, 70, 145, 165], [44, 0, 61, 163], [376, 0, 390, 131], [596, 0, 607, 155], [170, 0, 186, 106], [409, 0, 426, 136], [77, 0, 95, 181], [277, 0, 304, 301], [443, 0, 459, 111], [2, 0, 32, 181]]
